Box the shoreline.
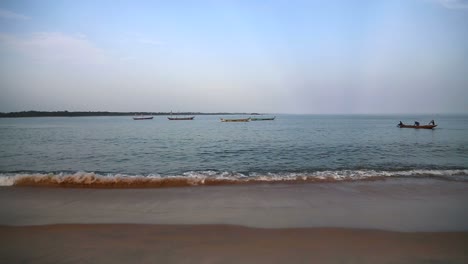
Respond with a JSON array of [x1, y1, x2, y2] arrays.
[[2, 169, 467, 188], [1, 224, 467, 264], [2, 179, 468, 231]]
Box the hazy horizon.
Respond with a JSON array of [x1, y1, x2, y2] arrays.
[[2, 110, 467, 116], [1, 0, 467, 114]]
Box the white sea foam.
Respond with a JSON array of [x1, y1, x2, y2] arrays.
[[0, 176, 15, 186], [0, 169, 467, 187]]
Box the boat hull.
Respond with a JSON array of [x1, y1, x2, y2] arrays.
[[133, 117, 153, 120], [168, 116, 195, 120], [250, 116, 275, 121], [398, 124, 437, 129], [220, 118, 250, 122]]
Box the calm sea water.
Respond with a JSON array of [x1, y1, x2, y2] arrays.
[[0, 114, 467, 185]]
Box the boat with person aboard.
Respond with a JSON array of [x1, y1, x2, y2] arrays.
[[398, 120, 437, 129]]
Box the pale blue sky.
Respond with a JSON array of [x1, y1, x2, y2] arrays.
[[0, 0, 467, 113]]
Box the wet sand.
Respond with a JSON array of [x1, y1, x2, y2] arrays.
[[1, 178, 468, 263], [1, 178, 468, 231], [1, 224, 467, 264]]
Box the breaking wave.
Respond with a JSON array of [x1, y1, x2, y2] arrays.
[[0, 169, 467, 188]]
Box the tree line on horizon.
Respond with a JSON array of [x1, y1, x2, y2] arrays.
[[0, 111, 251, 118]]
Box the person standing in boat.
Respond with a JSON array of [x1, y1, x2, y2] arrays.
[[429, 120, 435, 125], [399, 121, 403, 127]]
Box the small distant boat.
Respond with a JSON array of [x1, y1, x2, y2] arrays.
[[133, 116, 153, 120], [220, 118, 250, 122], [250, 116, 275, 121], [133, 113, 153, 120], [398, 124, 437, 129], [168, 116, 195, 120], [398, 120, 437, 129]]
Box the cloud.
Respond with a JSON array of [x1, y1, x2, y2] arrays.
[[435, 0, 468, 9], [0, 32, 108, 65], [0, 8, 30, 20]]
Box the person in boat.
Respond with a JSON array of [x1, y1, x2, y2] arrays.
[[414, 121, 420, 126], [399, 121, 403, 126], [429, 120, 435, 125]]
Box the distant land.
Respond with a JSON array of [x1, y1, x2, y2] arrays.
[[0, 111, 256, 118]]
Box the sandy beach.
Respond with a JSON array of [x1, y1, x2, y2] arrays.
[[1, 178, 468, 263], [1, 224, 468, 264]]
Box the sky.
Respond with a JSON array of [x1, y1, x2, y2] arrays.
[[0, 0, 467, 114]]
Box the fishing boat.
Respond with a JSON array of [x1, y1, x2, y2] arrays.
[[133, 116, 153, 120], [168, 116, 195, 120], [398, 124, 437, 129], [398, 120, 437, 129], [250, 116, 276, 121], [220, 118, 250, 122], [167, 111, 195, 120]]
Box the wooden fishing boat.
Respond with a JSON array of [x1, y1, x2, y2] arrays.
[[133, 116, 153, 120], [250, 116, 276, 121], [168, 116, 195, 120], [398, 124, 437, 129], [220, 118, 250, 122]]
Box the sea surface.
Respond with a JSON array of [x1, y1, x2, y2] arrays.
[[0, 114, 467, 187]]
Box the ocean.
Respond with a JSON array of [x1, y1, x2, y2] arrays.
[[0, 114, 467, 187]]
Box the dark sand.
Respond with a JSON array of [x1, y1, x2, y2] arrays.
[[1, 224, 467, 264]]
